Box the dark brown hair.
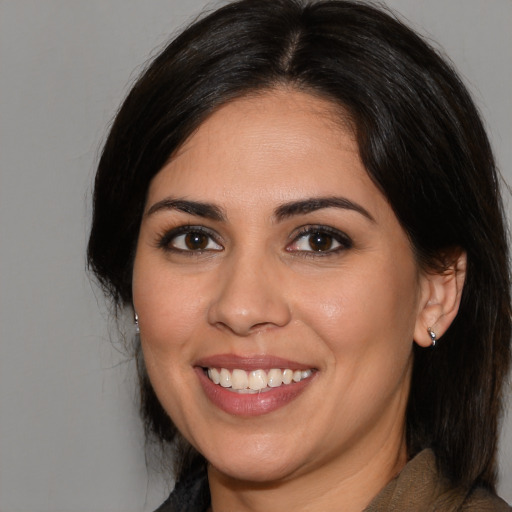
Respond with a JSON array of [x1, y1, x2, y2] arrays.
[[88, 0, 511, 491]]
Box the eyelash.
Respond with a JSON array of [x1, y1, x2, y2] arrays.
[[155, 224, 353, 256], [156, 225, 222, 254], [287, 225, 353, 256]]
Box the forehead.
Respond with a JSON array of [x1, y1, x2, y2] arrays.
[[146, 88, 386, 219], [173, 88, 354, 164]]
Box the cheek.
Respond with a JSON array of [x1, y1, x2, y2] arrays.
[[132, 254, 207, 356], [295, 260, 420, 357], [132, 258, 206, 422], [298, 265, 419, 416]]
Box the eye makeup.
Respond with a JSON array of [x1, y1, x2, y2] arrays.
[[287, 225, 353, 257], [155, 224, 223, 254]]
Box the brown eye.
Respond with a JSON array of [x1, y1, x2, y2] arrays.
[[159, 227, 223, 253], [287, 226, 351, 255], [184, 232, 209, 250], [308, 232, 334, 251]]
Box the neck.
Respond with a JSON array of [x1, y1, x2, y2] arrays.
[[207, 433, 407, 512]]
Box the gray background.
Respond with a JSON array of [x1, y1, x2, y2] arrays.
[[1, 1, 511, 511]]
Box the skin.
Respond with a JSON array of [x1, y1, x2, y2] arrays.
[[132, 88, 464, 512]]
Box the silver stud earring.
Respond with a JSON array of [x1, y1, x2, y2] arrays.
[[134, 312, 140, 335], [427, 327, 436, 347]]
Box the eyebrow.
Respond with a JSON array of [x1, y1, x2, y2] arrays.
[[274, 196, 375, 222], [146, 195, 374, 223], [146, 198, 225, 221]]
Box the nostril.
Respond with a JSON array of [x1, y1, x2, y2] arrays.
[[211, 318, 287, 337], [206, 269, 292, 335], [247, 321, 281, 334]]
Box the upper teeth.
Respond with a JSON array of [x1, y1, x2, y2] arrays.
[[207, 367, 313, 392]]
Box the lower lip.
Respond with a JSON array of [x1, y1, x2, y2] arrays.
[[195, 368, 314, 417]]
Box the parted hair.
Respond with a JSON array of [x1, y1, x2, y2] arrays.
[[88, 0, 511, 491]]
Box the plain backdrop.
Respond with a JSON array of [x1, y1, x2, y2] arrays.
[[1, 1, 511, 511]]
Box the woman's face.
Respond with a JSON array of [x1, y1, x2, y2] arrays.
[[132, 89, 430, 483]]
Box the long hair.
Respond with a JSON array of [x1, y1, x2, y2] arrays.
[[88, 0, 511, 490]]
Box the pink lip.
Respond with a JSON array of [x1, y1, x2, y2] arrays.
[[195, 353, 313, 371], [194, 354, 316, 417]]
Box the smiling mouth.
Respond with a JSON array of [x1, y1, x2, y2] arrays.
[[204, 367, 314, 393]]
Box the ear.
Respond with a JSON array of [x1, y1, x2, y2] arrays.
[[414, 249, 467, 348]]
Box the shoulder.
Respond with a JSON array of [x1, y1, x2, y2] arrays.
[[457, 487, 511, 511], [365, 449, 511, 512]]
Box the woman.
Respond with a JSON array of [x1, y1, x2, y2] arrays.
[[88, 0, 511, 510]]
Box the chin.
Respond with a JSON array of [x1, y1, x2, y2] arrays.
[[201, 434, 306, 483], [210, 455, 300, 484]]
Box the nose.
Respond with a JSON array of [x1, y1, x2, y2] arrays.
[[207, 252, 292, 336]]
